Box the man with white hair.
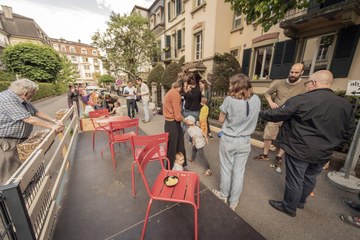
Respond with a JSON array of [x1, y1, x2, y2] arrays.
[[260, 70, 355, 217], [0, 79, 64, 184]]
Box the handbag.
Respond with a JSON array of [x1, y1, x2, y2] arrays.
[[136, 95, 142, 102]]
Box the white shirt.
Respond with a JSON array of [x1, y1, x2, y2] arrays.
[[187, 125, 206, 149], [123, 86, 136, 100], [140, 82, 150, 102]]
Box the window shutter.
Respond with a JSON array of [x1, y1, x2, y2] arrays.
[[177, 30, 182, 50], [167, 2, 171, 22], [242, 48, 252, 76], [165, 35, 171, 58], [330, 25, 360, 78], [270, 40, 297, 79]]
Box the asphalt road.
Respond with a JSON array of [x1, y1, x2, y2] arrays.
[[34, 94, 360, 240]]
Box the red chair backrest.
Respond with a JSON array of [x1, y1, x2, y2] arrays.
[[130, 133, 169, 160], [89, 109, 109, 128], [136, 141, 164, 195], [109, 118, 139, 134]]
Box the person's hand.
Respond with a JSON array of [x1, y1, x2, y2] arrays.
[[54, 120, 64, 126], [52, 124, 64, 133], [269, 102, 279, 109]]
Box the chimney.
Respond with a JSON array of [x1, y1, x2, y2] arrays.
[[78, 39, 81, 43], [1, 5, 13, 19]]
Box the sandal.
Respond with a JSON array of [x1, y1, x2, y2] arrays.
[[253, 154, 270, 161], [205, 169, 212, 176]]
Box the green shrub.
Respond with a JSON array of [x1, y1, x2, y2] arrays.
[[0, 71, 16, 82], [178, 56, 185, 67], [162, 62, 181, 90], [210, 53, 242, 92], [148, 63, 165, 89]]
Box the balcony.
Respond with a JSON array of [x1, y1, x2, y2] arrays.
[[280, 0, 360, 38]]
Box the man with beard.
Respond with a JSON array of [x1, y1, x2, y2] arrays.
[[253, 63, 305, 174]]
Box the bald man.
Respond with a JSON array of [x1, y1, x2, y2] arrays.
[[254, 63, 306, 174], [260, 70, 355, 217]]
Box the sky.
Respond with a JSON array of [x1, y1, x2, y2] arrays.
[[0, 0, 154, 44]]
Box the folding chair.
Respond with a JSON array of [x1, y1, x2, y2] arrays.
[[107, 118, 139, 169], [130, 133, 169, 197], [135, 141, 200, 240]]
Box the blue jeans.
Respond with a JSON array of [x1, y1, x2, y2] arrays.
[[282, 154, 323, 214], [219, 134, 251, 205]]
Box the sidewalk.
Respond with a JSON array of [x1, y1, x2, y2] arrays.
[[135, 100, 360, 240], [37, 95, 360, 240]]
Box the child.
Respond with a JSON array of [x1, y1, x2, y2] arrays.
[[185, 115, 212, 176], [110, 101, 124, 116], [172, 152, 185, 171], [199, 97, 209, 136]]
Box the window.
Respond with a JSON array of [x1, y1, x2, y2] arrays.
[[253, 45, 273, 80], [150, 17, 155, 29], [94, 66, 100, 71], [167, 2, 171, 21], [61, 45, 66, 52], [85, 73, 92, 78], [70, 47, 76, 53], [230, 49, 239, 58], [177, 29, 182, 50], [156, 10, 161, 24], [233, 13, 242, 29], [194, 31, 203, 60], [301, 34, 335, 76], [92, 50, 97, 56], [71, 56, 77, 62], [84, 65, 90, 70], [83, 57, 89, 62], [175, 0, 182, 16], [53, 44, 59, 51], [94, 59, 98, 65], [196, 0, 205, 7], [81, 48, 87, 54]]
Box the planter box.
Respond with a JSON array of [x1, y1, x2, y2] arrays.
[[80, 118, 95, 131]]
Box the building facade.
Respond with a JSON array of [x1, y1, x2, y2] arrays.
[[139, 0, 360, 92], [51, 38, 105, 85]]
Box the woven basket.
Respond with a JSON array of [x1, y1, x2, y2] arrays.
[[17, 129, 50, 161], [55, 109, 68, 120]]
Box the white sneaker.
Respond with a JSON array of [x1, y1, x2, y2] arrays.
[[212, 189, 227, 204], [229, 201, 238, 211]]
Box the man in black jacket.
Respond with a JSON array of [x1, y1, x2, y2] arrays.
[[260, 70, 355, 217]]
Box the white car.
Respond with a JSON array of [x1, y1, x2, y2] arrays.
[[85, 86, 106, 95]]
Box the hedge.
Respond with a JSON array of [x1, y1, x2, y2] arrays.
[[0, 81, 68, 101]]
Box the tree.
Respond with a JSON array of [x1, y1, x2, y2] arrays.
[[1, 42, 62, 82], [148, 64, 165, 85], [225, 0, 325, 32], [0, 70, 16, 81], [92, 12, 158, 80], [99, 74, 115, 86], [210, 53, 241, 92], [56, 55, 78, 83], [178, 56, 185, 67], [162, 62, 182, 90]]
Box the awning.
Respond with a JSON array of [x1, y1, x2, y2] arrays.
[[182, 61, 206, 72]]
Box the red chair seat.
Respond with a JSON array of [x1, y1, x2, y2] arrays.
[[112, 131, 136, 142]]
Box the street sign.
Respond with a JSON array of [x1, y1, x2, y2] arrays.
[[346, 80, 360, 96]]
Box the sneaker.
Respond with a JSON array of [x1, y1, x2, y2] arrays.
[[343, 198, 360, 211], [340, 215, 360, 229], [253, 154, 269, 161], [204, 169, 212, 176], [209, 134, 213, 139], [212, 189, 227, 204], [274, 166, 282, 174], [229, 201, 238, 211]]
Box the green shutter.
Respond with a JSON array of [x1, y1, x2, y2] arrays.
[[177, 30, 182, 50], [242, 48, 252, 76], [270, 40, 296, 79], [330, 25, 360, 78]]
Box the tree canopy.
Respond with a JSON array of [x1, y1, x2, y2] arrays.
[[225, 0, 324, 32], [148, 63, 165, 86], [99, 74, 115, 85], [56, 55, 78, 83], [1, 42, 62, 82], [92, 12, 158, 80]]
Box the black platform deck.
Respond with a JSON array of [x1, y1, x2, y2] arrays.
[[52, 131, 265, 240]]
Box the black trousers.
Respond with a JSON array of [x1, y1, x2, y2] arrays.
[[283, 153, 324, 213], [126, 99, 136, 118], [164, 120, 186, 169]]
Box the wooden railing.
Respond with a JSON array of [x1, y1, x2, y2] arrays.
[[0, 105, 79, 240]]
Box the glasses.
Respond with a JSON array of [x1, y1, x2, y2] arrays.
[[303, 80, 316, 87]]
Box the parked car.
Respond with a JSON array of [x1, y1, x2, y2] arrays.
[[85, 86, 106, 95]]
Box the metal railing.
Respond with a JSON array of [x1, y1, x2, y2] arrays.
[[0, 106, 79, 240]]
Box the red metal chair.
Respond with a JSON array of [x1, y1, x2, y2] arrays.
[[88, 109, 110, 150], [107, 118, 139, 169], [130, 133, 170, 197], [135, 141, 200, 240]]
